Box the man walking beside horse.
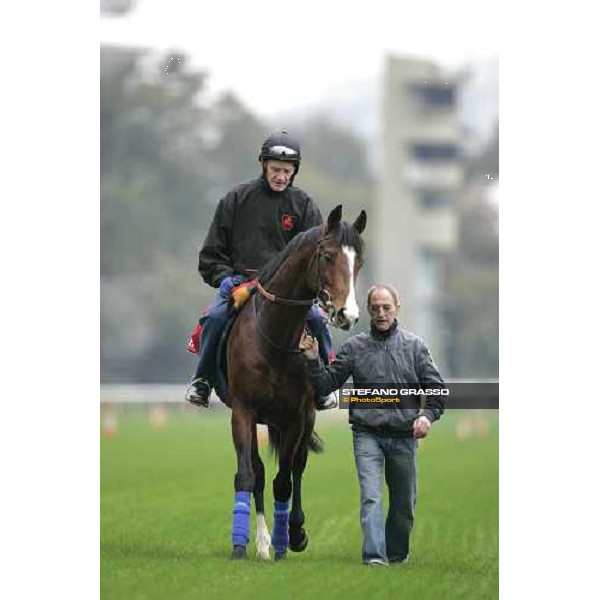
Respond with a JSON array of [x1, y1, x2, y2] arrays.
[[300, 284, 446, 566]]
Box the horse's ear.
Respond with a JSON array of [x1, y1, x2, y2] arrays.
[[326, 205, 343, 232], [353, 209, 367, 234]]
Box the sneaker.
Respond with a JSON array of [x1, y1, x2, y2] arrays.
[[185, 378, 211, 408], [389, 554, 409, 565], [364, 558, 389, 566], [316, 392, 338, 411]]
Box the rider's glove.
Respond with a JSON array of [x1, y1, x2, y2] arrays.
[[219, 275, 244, 298]]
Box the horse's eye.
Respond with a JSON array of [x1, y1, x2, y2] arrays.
[[322, 253, 333, 263]]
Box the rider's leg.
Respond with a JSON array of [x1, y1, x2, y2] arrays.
[[186, 294, 230, 406], [306, 305, 333, 365]]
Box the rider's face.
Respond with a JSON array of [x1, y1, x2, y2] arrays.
[[368, 288, 398, 332], [264, 160, 296, 192]]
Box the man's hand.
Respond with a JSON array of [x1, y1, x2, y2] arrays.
[[299, 332, 319, 360], [219, 275, 243, 298], [413, 415, 432, 439]]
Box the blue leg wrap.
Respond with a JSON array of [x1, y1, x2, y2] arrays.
[[231, 491, 251, 547], [272, 500, 290, 558]]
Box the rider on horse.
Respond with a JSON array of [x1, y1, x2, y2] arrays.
[[185, 130, 337, 410]]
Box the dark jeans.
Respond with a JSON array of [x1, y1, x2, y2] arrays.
[[305, 304, 333, 364], [194, 294, 229, 381], [194, 294, 332, 382], [352, 428, 417, 564]]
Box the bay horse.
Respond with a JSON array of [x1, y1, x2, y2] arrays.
[[226, 204, 366, 560]]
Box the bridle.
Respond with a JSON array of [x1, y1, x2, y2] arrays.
[[253, 236, 343, 353], [256, 236, 337, 317]]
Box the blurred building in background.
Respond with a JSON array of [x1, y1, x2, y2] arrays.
[[375, 56, 464, 372]]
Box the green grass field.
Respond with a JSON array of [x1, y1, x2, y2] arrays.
[[101, 409, 498, 600]]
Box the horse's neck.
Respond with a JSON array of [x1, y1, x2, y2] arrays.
[[268, 245, 314, 301], [257, 245, 315, 347]]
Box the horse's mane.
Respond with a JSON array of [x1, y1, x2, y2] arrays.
[[258, 221, 364, 285]]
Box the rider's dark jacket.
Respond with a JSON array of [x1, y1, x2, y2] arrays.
[[198, 176, 323, 288], [306, 321, 446, 435]]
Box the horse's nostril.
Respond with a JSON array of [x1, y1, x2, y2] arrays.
[[346, 315, 358, 329], [337, 313, 355, 331]]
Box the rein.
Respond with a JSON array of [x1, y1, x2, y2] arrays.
[[256, 236, 332, 308], [256, 280, 317, 306]]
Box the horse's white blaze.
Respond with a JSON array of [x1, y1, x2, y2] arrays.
[[255, 513, 271, 559], [342, 246, 360, 322]]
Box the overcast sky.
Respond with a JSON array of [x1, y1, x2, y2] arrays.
[[100, 0, 499, 117]]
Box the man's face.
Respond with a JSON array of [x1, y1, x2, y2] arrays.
[[264, 160, 296, 192], [368, 288, 398, 332]]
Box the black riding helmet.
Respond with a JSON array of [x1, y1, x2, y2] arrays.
[[259, 131, 301, 183]]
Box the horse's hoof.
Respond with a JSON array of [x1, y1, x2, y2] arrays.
[[231, 545, 248, 560], [289, 530, 309, 553]]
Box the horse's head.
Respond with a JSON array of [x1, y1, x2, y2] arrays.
[[312, 205, 367, 331]]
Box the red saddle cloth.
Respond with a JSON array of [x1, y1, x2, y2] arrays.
[[186, 313, 206, 355]]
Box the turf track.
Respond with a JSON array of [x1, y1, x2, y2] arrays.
[[101, 409, 498, 600]]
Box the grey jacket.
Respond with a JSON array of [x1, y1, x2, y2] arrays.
[[306, 322, 446, 435]]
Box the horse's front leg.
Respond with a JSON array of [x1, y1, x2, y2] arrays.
[[271, 423, 303, 560], [289, 442, 309, 552], [230, 404, 255, 560], [252, 426, 271, 559], [289, 404, 315, 553]]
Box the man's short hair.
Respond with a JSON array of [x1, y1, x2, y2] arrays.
[[367, 284, 401, 308]]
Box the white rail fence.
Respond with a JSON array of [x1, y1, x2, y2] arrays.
[[100, 383, 497, 439]]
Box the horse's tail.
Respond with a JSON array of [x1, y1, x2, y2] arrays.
[[267, 425, 280, 458], [267, 426, 324, 458]]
